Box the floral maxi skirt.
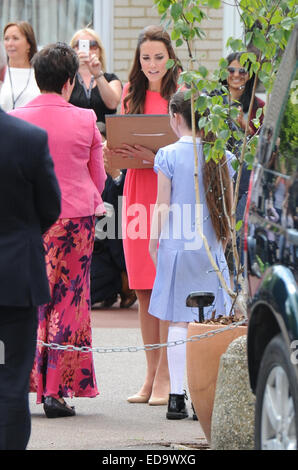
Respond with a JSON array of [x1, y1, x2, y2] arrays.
[[30, 216, 99, 404]]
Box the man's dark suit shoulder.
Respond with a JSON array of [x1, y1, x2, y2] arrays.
[[0, 108, 57, 188], [0, 107, 61, 307], [1, 108, 47, 144]]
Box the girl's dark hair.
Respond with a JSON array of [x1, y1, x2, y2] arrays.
[[169, 91, 232, 242], [226, 51, 259, 113], [4, 21, 38, 61], [32, 42, 79, 94], [202, 152, 231, 242], [123, 25, 180, 114], [169, 90, 200, 130]]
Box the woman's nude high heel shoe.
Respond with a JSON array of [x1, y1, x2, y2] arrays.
[[148, 396, 168, 406], [127, 393, 151, 403]]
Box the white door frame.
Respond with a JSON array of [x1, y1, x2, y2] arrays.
[[94, 0, 114, 72], [223, 1, 243, 57]]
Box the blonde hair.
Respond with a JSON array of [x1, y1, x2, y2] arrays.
[[70, 28, 107, 72]]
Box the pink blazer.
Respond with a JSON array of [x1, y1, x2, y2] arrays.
[[10, 94, 106, 218]]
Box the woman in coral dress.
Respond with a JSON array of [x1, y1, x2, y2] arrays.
[[105, 25, 180, 405]]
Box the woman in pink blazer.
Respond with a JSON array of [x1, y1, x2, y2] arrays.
[[11, 43, 106, 418]]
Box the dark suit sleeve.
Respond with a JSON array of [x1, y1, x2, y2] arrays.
[[32, 131, 61, 234]]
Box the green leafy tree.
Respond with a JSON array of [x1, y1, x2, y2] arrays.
[[279, 70, 298, 170], [153, 0, 298, 315]]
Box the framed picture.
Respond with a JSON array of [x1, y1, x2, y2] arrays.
[[105, 114, 178, 169]]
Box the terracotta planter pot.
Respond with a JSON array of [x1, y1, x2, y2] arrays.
[[186, 322, 247, 444]]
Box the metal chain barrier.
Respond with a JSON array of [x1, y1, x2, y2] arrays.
[[37, 318, 247, 354]]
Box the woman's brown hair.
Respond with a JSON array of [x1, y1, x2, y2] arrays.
[[123, 25, 180, 114], [4, 21, 38, 61], [169, 91, 232, 242]]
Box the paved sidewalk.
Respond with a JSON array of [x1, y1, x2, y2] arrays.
[[27, 304, 207, 451]]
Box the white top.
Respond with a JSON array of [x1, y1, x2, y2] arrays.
[[0, 67, 40, 111], [179, 135, 202, 143]]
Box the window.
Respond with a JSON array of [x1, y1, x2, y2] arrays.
[[0, 0, 94, 46], [0, 0, 114, 70], [223, 1, 243, 56]]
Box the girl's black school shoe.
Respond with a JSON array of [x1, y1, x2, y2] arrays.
[[166, 393, 188, 420]]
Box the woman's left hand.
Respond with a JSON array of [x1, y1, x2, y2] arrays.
[[237, 106, 254, 135], [236, 106, 246, 131], [116, 144, 155, 164]]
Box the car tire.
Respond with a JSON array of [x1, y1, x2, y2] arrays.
[[255, 334, 298, 450]]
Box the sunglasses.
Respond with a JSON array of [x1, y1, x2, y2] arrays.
[[227, 66, 248, 75], [73, 40, 99, 49]]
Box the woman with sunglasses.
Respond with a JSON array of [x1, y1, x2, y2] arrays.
[[226, 51, 265, 136], [225, 52, 265, 278], [70, 28, 122, 128], [225, 51, 265, 202]]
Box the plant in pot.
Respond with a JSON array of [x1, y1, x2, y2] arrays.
[[154, 0, 297, 444]]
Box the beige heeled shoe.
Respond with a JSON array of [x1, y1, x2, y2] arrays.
[[127, 393, 150, 404], [148, 396, 169, 406]]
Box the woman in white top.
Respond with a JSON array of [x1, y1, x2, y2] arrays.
[[0, 21, 40, 111]]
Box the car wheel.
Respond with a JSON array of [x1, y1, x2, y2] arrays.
[[255, 334, 298, 450]]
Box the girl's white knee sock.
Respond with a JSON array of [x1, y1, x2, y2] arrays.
[[167, 326, 188, 395]]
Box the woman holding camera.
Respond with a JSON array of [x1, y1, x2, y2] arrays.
[[69, 27, 122, 129]]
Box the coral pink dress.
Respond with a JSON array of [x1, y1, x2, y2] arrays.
[[121, 84, 169, 289]]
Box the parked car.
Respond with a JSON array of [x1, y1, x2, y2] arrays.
[[245, 23, 298, 450]]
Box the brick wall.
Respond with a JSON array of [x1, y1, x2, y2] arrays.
[[113, 0, 224, 84]]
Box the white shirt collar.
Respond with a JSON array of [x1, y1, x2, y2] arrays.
[[179, 136, 202, 143]]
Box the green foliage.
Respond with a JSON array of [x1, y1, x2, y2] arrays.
[[153, 0, 298, 167], [153, 2, 296, 305], [279, 71, 298, 170], [236, 220, 243, 232], [256, 255, 269, 274]]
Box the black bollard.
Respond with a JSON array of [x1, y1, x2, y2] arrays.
[[186, 291, 215, 323]]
